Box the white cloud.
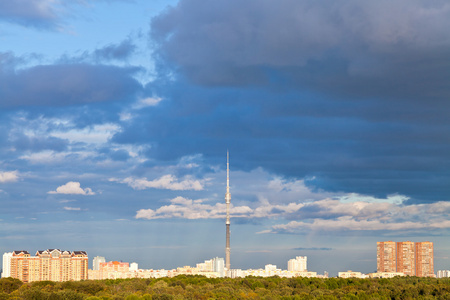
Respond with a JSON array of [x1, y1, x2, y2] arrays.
[[338, 193, 408, 204], [59, 200, 76, 203], [113, 174, 204, 191], [133, 97, 163, 109], [135, 196, 302, 220], [268, 218, 427, 233], [136, 196, 253, 220], [134, 182, 450, 236], [63, 207, 81, 211], [263, 200, 450, 234], [48, 181, 95, 195], [232, 170, 339, 205], [19, 150, 96, 164], [0, 171, 19, 183], [51, 123, 120, 144]]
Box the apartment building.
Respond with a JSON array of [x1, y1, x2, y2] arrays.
[[396, 241, 415, 276], [377, 241, 396, 272], [415, 242, 434, 277], [88, 261, 130, 280], [7, 249, 88, 282], [288, 256, 307, 272], [377, 241, 434, 277]]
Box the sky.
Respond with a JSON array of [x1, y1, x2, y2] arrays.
[[1, 0, 450, 277]]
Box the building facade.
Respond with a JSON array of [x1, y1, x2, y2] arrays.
[[377, 241, 434, 277], [415, 242, 434, 277], [93, 256, 106, 271], [437, 270, 450, 278], [2, 252, 13, 278], [377, 241, 397, 272], [288, 256, 307, 272], [396, 241, 415, 276], [338, 270, 367, 279], [8, 249, 88, 283]]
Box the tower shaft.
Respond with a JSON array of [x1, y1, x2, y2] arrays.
[[225, 151, 231, 271]]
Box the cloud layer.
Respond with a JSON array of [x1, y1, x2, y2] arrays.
[[136, 195, 450, 236], [151, 0, 450, 101]]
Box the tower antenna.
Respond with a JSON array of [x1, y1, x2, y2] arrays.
[[225, 151, 231, 272]]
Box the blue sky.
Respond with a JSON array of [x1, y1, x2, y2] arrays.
[[1, 0, 450, 276]]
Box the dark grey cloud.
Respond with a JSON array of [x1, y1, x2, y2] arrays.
[[292, 247, 333, 251], [0, 60, 143, 108], [151, 0, 450, 102], [93, 39, 137, 62], [139, 0, 450, 203], [111, 75, 450, 202]]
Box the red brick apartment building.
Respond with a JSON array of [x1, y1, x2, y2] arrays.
[[377, 241, 434, 277]]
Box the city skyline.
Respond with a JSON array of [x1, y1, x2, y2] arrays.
[[3, 243, 441, 281], [0, 240, 442, 278], [1, 0, 450, 277]]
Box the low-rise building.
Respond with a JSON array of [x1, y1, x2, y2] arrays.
[[338, 270, 367, 279], [436, 270, 450, 278], [368, 272, 406, 278]]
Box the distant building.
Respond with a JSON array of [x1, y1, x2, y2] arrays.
[[288, 256, 307, 272], [196, 259, 214, 272], [8, 249, 88, 282], [437, 270, 450, 278], [130, 262, 139, 272], [338, 270, 367, 279], [89, 261, 131, 280], [194, 257, 225, 277], [377, 241, 434, 277], [265, 264, 277, 272], [368, 272, 406, 278], [93, 256, 105, 271], [228, 267, 317, 278], [2, 252, 13, 278], [213, 257, 225, 277], [100, 261, 130, 279]]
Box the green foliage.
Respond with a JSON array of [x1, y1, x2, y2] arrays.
[[52, 289, 86, 300], [0, 292, 10, 300], [1, 275, 450, 299], [0, 278, 22, 294]]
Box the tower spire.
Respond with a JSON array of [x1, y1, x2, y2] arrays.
[[225, 151, 231, 272]]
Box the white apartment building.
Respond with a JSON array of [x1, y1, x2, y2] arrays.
[[288, 256, 307, 272], [195, 257, 225, 277], [93, 256, 105, 271], [437, 270, 450, 278], [130, 262, 139, 272], [213, 257, 225, 277], [2, 252, 13, 278]]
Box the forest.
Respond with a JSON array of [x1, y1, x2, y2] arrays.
[[0, 275, 449, 300]]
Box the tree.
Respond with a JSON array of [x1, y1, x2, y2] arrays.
[[0, 278, 22, 294]]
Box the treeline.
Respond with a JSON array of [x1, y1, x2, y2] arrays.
[[0, 275, 450, 300]]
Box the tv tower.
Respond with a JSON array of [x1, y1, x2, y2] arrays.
[[225, 151, 231, 271]]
